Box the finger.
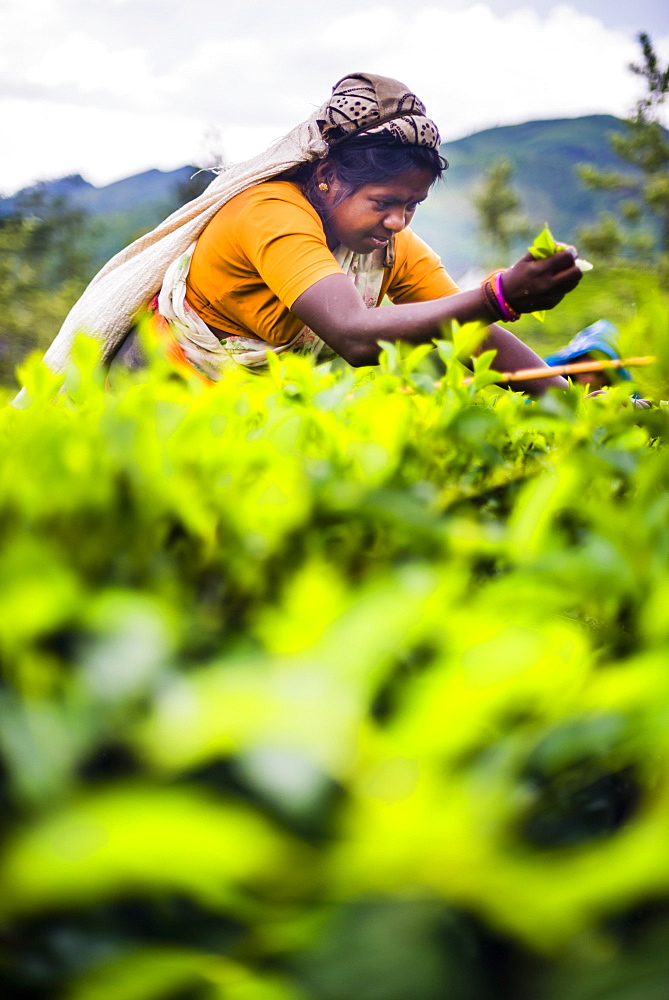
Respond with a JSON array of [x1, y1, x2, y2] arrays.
[[543, 249, 580, 274], [551, 264, 583, 293]]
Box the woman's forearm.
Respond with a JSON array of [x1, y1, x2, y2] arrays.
[[292, 275, 567, 392], [293, 276, 496, 365], [480, 325, 568, 393]]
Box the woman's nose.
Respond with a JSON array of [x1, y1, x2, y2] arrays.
[[383, 208, 408, 232]]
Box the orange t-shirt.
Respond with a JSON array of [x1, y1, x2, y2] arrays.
[[185, 180, 459, 347]]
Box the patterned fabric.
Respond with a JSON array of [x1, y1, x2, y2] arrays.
[[319, 72, 441, 148]]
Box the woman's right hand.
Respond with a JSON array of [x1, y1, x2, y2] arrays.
[[502, 249, 583, 314]]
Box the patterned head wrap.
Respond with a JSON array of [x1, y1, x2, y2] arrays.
[[319, 72, 441, 149]]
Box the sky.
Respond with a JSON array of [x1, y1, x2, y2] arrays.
[[1, 0, 668, 197]]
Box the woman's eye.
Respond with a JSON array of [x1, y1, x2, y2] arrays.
[[373, 201, 391, 209]]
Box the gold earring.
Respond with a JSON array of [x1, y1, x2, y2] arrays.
[[318, 182, 329, 192]]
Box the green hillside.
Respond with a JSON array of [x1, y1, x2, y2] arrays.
[[78, 167, 208, 270], [413, 115, 634, 275]]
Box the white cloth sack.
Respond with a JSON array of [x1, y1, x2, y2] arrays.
[[41, 105, 331, 374]]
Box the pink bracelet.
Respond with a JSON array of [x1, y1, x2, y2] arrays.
[[493, 271, 520, 322]]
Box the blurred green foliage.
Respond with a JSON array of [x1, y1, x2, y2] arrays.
[[472, 158, 531, 264], [2, 318, 669, 998], [578, 33, 669, 279], [0, 189, 95, 386], [511, 267, 669, 388]]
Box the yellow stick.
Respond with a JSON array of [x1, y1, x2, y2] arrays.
[[393, 357, 655, 395], [458, 355, 656, 387]]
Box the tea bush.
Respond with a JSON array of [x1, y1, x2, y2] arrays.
[[2, 323, 669, 999]]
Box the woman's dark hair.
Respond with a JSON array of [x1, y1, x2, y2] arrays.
[[293, 133, 448, 217]]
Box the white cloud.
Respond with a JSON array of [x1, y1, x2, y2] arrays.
[[1, 1, 667, 195], [26, 32, 174, 107], [0, 99, 206, 195]]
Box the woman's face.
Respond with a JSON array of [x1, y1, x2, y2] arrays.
[[320, 166, 433, 254]]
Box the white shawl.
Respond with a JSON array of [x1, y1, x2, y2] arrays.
[[41, 104, 331, 374]]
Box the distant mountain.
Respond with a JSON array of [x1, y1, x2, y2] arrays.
[[0, 166, 198, 217], [0, 115, 644, 278]]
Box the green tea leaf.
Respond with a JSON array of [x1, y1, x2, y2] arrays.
[[527, 224, 591, 317], [529, 222, 593, 271], [0, 784, 298, 917], [528, 223, 559, 260]]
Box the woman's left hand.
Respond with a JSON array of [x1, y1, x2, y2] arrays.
[[502, 249, 583, 314]]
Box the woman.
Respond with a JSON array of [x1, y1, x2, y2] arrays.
[[43, 73, 580, 394]]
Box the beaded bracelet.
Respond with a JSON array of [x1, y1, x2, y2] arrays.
[[480, 269, 521, 323], [480, 277, 502, 321]]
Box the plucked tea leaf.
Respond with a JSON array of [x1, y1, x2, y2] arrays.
[[528, 223, 560, 259]]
